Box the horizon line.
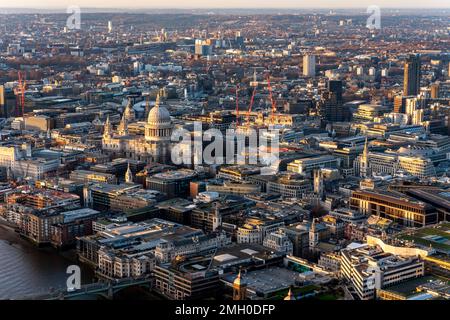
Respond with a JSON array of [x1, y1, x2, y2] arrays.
[[1, 6, 450, 10]]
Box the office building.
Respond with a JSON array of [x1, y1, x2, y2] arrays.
[[287, 155, 339, 175], [154, 258, 221, 300], [350, 190, 438, 227], [327, 80, 343, 103], [237, 217, 284, 244], [403, 54, 421, 96], [69, 170, 117, 184], [263, 230, 294, 255], [303, 55, 316, 77], [146, 169, 198, 198], [318, 91, 351, 123], [341, 243, 425, 300]]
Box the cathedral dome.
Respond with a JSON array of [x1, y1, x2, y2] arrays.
[[148, 105, 171, 124], [147, 94, 171, 126]]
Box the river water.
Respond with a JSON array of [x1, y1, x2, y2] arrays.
[[0, 225, 95, 299]]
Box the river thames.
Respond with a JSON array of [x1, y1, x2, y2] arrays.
[[0, 225, 94, 299]]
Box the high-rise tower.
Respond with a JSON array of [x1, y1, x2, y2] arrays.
[[303, 54, 316, 77], [403, 54, 421, 96]]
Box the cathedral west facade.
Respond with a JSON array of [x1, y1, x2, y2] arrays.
[[102, 94, 173, 164]]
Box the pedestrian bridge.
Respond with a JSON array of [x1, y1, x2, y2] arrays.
[[19, 276, 153, 300]]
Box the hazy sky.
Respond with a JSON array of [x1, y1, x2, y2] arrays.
[[1, 0, 449, 9]]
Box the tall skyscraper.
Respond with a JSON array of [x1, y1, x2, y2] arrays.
[[394, 95, 406, 113], [235, 31, 244, 49], [319, 89, 351, 123], [303, 55, 316, 77], [403, 54, 421, 96], [328, 80, 343, 103], [107, 21, 113, 33], [195, 39, 212, 56], [0, 85, 5, 117], [0, 85, 4, 107]]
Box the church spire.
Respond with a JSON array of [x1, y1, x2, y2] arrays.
[[155, 92, 160, 108], [124, 98, 135, 122], [233, 269, 247, 300], [103, 115, 112, 138], [125, 162, 133, 183], [360, 136, 370, 178], [117, 113, 128, 136], [363, 136, 369, 159], [284, 287, 296, 300]]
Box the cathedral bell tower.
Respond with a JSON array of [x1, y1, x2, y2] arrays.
[[103, 115, 112, 138], [124, 98, 135, 122], [360, 136, 370, 178], [125, 162, 133, 184], [117, 113, 128, 136], [232, 270, 247, 300]]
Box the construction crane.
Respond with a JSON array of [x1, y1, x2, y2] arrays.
[[18, 71, 26, 117], [235, 84, 240, 126], [266, 75, 277, 125], [14, 71, 26, 117], [246, 86, 257, 129]]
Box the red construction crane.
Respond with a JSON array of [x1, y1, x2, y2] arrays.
[[266, 75, 276, 125], [246, 86, 257, 128]]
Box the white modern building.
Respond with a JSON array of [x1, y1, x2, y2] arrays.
[[303, 54, 316, 77], [341, 243, 425, 300]]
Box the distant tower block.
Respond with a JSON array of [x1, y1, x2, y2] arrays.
[[303, 54, 316, 77], [232, 270, 247, 300], [403, 54, 421, 96], [108, 21, 113, 33]]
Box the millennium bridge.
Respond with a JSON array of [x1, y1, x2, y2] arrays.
[[19, 276, 153, 300]]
